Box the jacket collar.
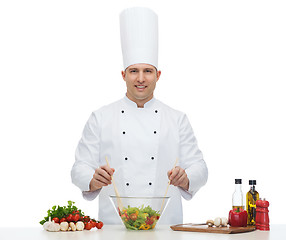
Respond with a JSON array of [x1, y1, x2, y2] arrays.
[[123, 94, 156, 109]]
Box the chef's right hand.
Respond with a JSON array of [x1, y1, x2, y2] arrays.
[[89, 165, 115, 192]]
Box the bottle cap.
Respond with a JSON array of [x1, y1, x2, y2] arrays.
[[235, 179, 242, 184], [249, 180, 256, 185]]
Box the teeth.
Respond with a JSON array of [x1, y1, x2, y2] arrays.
[[136, 86, 145, 89]]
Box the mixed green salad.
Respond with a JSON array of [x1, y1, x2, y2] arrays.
[[119, 205, 160, 230]]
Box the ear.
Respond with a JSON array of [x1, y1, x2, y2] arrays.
[[156, 70, 161, 82], [121, 70, 126, 81]]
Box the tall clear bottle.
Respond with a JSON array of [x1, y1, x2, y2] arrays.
[[246, 180, 259, 225], [232, 179, 244, 209]]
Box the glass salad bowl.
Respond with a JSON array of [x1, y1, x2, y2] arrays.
[[110, 196, 170, 230]]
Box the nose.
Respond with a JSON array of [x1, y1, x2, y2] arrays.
[[137, 71, 144, 83]]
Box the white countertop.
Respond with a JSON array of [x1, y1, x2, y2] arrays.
[[0, 225, 285, 240]]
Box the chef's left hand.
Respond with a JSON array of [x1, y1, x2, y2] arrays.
[[167, 166, 189, 191]]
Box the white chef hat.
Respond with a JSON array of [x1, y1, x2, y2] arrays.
[[119, 7, 158, 70]]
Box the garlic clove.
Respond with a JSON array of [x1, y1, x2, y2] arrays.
[[60, 221, 69, 231], [76, 221, 85, 231], [70, 222, 77, 231]]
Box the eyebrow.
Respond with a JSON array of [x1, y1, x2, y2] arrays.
[[128, 68, 154, 71]]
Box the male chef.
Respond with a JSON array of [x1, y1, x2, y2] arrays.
[[71, 7, 208, 225]]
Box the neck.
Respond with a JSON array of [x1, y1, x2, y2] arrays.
[[126, 92, 153, 108]]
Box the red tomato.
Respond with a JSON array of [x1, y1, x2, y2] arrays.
[[129, 213, 137, 221], [96, 221, 103, 229], [60, 218, 66, 223], [90, 220, 97, 228], [52, 217, 60, 223], [145, 217, 154, 225], [73, 214, 80, 222], [72, 210, 80, 214], [66, 214, 73, 222], [85, 222, 92, 230], [83, 216, 90, 222]]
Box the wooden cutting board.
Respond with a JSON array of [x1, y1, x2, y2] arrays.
[[170, 223, 256, 234]]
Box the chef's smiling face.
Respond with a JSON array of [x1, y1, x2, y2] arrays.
[[122, 63, 161, 108]]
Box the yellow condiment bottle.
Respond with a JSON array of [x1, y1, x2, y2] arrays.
[[246, 180, 259, 225]]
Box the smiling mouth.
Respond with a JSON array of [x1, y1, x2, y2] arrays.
[[135, 85, 147, 89]]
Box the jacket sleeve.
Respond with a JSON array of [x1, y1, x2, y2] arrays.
[[177, 114, 208, 200], [71, 111, 102, 200]]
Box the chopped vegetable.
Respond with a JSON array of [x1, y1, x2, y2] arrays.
[[119, 205, 160, 230]]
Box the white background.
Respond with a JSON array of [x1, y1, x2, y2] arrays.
[[0, 0, 285, 227]]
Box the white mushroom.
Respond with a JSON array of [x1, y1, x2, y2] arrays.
[[76, 221, 85, 231], [214, 217, 222, 227], [221, 217, 228, 227], [43, 217, 60, 232], [206, 220, 214, 227], [60, 221, 69, 231], [69, 222, 76, 231]]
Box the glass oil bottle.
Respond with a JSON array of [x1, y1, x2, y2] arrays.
[[246, 180, 259, 225], [232, 179, 244, 209]]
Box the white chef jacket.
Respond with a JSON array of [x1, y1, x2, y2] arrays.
[[71, 96, 208, 225]]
